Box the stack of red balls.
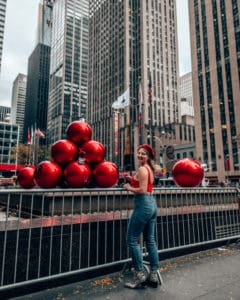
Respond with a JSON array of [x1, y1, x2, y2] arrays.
[[17, 121, 119, 189]]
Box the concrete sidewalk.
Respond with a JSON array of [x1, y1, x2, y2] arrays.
[[13, 244, 240, 300]]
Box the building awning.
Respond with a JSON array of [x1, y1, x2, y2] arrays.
[[0, 163, 25, 171]]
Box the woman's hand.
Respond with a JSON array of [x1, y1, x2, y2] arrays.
[[124, 176, 132, 183], [123, 183, 131, 191]]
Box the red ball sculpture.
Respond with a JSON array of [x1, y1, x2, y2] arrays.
[[172, 158, 204, 187], [64, 161, 92, 188], [18, 166, 36, 189], [79, 140, 106, 165], [51, 139, 78, 166], [35, 161, 62, 188], [66, 121, 92, 145], [93, 161, 119, 188]]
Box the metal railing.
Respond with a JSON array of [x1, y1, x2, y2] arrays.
[[0, 187, 239, 291]]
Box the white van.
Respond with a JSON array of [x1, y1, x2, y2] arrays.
[[201, 177, 209, 187], [201, 163, 209, 172]]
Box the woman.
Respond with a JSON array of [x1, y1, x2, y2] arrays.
[[123, 144, 160, 289]]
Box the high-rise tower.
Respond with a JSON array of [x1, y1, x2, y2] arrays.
[[36, 0, 53, 47], [47, 0, 89, 144], [179, 72, 194, 118], [88, 1, 179, 170], [189, 0, 240, 184], [23, 0, 53, 144], [0, 0, 7, 73], [11, 74, 27, 143]]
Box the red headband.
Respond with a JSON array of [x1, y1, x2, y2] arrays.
[[138, 144, 155, 159]]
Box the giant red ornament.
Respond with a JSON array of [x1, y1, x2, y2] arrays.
[[79, 140, 106, 165], [172, 158, 204, 187], [93, 161, 119, 188], [17, 166, 36, 189], [64, 161, 92, 188], [66, 121, 92, 145], [51, 139, 78, 166], [35, 161, 62, 188]]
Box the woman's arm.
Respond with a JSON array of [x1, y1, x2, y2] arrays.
[[123, 167, 148, 194], [154, 164, 162, 175]]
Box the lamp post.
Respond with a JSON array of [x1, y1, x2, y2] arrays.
[[152, 134, 176, 176], [14, 127, 19, 175], [150, 135, 166, 166]]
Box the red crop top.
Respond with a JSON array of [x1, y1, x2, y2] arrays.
[[130, 166, 153, 192]]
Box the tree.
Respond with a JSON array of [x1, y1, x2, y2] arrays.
[[36, 145, 51, 163], [10, 144, 51, 165], [10, 144, 29, 165]]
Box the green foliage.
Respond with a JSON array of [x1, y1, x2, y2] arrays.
[[10, 144, 51, 165]]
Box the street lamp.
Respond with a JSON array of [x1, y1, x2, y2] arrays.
[[149, 135, 165, 166]]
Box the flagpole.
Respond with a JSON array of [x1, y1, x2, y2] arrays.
[[138, 80, 143, 145], [15, 127, 19, 175], [27, 127, 31, 165], [112, 88, 131, 171], [148, 72, 153, 147]]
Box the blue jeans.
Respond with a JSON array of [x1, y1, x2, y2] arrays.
[[127, 193, 159, 271]]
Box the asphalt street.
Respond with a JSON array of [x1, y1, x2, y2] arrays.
[[11, 242, 240, 300]]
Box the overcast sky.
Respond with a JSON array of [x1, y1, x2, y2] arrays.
[[0, 0, 191, 108]]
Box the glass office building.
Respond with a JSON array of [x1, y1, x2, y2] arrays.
[[47, 0, 89, 143], [0, 122, 18, 164]]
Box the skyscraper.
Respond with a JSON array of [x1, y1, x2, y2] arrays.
[[179, 72, 194, 118], [23, 0, 53, 145], [88, 1, 179, 170], [0, 0, 7, 73], [47, 0, 89, 144], [189, 0, 240, 184], [11, 74, 27, 143], [36, 0, 53, 47], [24, 43, 51, 144]]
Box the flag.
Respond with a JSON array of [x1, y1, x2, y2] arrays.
[[148, 74, 152, 103], [112, 88, 130, 109], [138, 81, 143, 119], [225, 157, 230, 171], [27, 128, 31, 145], [138, 82, 143, 144], [35, 128, 45, 138]]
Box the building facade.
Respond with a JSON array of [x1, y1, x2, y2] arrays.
[[153, 121, 196, 176], [88, 0, 179, 171], [47, 0, 89, 144], [0, 121, 18, 164], [36, 0, 53, 47], [179, 72, 194, 118], [23, 43, 51, 144], [0, 105, 10, 122], [0, 0, 7, 73], [189, 0, 240, 184], [23, 0, 53, 144], [11, 74, 27, 143]]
